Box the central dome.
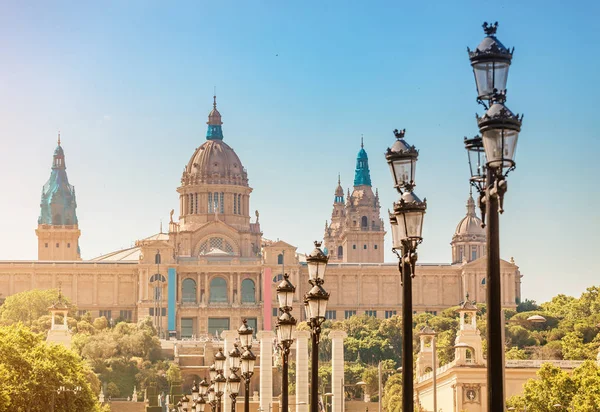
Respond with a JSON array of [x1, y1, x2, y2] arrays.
[[183, 140, 248, 186], [180, 97, 248, 187], [453, 195, 485, 239]]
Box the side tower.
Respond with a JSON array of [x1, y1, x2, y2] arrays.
[[323, 175, 346, 262], [36, 135, 81, 260], [341, 139, 385, 263], [451, 193, 486, 264]]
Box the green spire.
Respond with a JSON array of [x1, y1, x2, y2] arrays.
[[354, 137, 372, 186]]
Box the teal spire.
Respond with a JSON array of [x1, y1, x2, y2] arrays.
[[38, 134, 78, 225], [353, 136, 372, 186], [206, 95, 224, 140]]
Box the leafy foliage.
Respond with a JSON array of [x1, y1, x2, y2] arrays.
[[0, 324, 101, 411]]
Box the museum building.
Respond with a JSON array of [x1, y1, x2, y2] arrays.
[[0, 97, 523, 339]]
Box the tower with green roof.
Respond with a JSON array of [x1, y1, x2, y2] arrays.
[[36, 134, 81, 260]]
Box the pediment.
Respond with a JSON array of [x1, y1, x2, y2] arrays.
[[461, 256, 518, 270], [266, 240, 297, 250]]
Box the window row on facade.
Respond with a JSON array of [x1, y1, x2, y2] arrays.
[[179, 317, 258, 339], [182, 192, 244, 215], [178, 277, 256, 304]]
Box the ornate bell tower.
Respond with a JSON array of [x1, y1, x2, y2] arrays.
[[340, 139, 385, 263], [36, 134, 81, 260]]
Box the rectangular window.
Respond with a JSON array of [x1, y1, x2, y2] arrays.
[[385, 310, 397, 319], [214, 192, 219, 213], [99, 310, 112, 320], [363, 245, 367, 249], [237, 195, 241, 215], [353, 245, 356, 250], [162, 308, 167, 316], [208, 193, 213, 213], [190, 195, 194, 214], [272, 308, 278, 317], [220, 192, 224, 214], [233, 194, 237, 214], [77, 310, 88, 317], [471, 246, 477, 261], [344, 310, 356, 319], [119, 310, 133, 322], [56, 243, 59, 248], [181, 318, 194, 338], [149, 308, 154, 316], [325, 310, 336, 320], [208, 318, 230, 337], [45, 243, 48, 248], [459, 246, 464, 262], [67, 243, 71, 248], [374, 245, 378, 249], [365, 310, 377, 317]]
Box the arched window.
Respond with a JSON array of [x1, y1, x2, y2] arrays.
[[209, 277, 228, 303], [277, 254, 284, 265], [361, 216, 368, 228], [337, 246, 343, 257], [241, 279, 256, 303], [424, 367, 433, 374], [182, 278, 197, 303], [465, 349, 473, 362]]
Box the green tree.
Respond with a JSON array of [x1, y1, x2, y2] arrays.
[[507, 362, 600, 411], [381, 373, 402, 412], [0, 289, 75, 328], [167, 363, 182, 384], [0, 324, 101, 411]]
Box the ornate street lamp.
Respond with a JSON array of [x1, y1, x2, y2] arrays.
[[276, 273, 297, 412], [386, 128, 426, 412], [468, 21, 513, 104], [192, 382, 200, 402], [238, 319, 256, 412], [181, 394, 191, 412], [207, 386, 217, 412], [193, 396, 207, 412], [466, 22, 524, 412], [227, 371, 242, 412], [304, 241, 329, 412]]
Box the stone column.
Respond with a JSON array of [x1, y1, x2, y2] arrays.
[[257, 330, 275, 412], [295, 331, 310, 412], [222, 330, 238, 412], [329, 330, 347, 412]]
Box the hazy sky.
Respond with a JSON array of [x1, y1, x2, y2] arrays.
[[1, 1, 598, 303]]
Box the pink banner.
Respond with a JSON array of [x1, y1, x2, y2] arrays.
[[263, 267, 272, 330]]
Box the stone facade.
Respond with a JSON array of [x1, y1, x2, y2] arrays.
[[0, 98, 523, 341]]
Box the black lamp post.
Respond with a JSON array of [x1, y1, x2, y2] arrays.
[[276, 273, 297, 412], [238, 319, 256, 412], [214, 349, 228, 412], [385, 128, 427, 412], [228, 344, 242, 412], [304, 241, 329, 412], [466, 22, 523, 412], [208, 386, 217, 412]]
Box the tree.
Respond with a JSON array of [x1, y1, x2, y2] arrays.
[[507, 361, 600, 411], [0, 288, 74, 328], [517, 299, 540, 313], [382, 373, 402, 412], [167, 363, 182, 384], [0, 324, 101, 411]]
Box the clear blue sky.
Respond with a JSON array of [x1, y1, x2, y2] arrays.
[[1, 1, 598, 304]]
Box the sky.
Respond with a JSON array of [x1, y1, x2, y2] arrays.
[[0, 1, 599, 304]]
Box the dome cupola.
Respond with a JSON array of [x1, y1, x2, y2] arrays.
[[451, 193, 486, 264], [181, 96, 248, 187]]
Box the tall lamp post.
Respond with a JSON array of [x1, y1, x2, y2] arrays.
[[215, 349, 228, 412], [228, 344, 242, 412], [304, 241, 330, 412], [466, 22, 523, 412], [386, 128, 427, 412], [276, 273, 298, 412], [238, 319, 257, 412]]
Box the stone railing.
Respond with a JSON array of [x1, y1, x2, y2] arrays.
[[505, 359, 585, 369]]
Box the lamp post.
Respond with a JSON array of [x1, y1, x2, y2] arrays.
[[276, 273, 298, 412], [215, 349, 228, 412], [208, 386, 217, 412], [386, 128, 427, 412], [228, 343, 242, 412], [238, 319, 256, 412], [466, 22, 523, 412], [304, 241, 330, 412]]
